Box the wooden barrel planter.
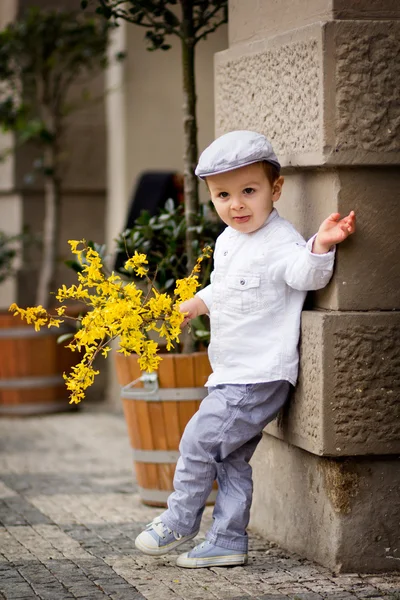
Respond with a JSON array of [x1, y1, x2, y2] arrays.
[[114, 351, 217, 507], [0, 312, 79, 416]]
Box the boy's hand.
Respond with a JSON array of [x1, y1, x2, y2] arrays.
[[179, 297, 208, 327], [313, 211, 356, 254]]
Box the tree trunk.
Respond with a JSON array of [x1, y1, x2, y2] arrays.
[[36, 143, 61, 308], [180, 0, 199, 274]]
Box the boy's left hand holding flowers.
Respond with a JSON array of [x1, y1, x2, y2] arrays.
[[312, 211, 356, 254], [9, 241, 213, 405]]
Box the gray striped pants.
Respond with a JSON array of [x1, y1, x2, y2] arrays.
[[160, 380, 290, 552]]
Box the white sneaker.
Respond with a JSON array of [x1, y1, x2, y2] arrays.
[[177, 540, 248, 568], [134, 516, 199, 556]]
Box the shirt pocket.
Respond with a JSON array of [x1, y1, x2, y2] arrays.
[[223, 274, 261, 313], [222, 273, 282, 314]]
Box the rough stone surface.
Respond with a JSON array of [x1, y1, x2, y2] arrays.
[[0, 409, 400, 599], [215, 26, 322, 159], [228, 0, 400, 45], [266, 311, 400, 456], [333, 20, 400, 156], [215, 20, 400, 166], [250, 433, 400, 573], [277, 167, 400, 311]]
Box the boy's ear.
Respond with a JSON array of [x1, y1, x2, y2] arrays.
[[272, 176, 284, 202]]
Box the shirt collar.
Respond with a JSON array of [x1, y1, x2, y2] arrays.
[[227, 208, 279, 238]]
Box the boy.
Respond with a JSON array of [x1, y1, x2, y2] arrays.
[[135, 130, 356, 568]]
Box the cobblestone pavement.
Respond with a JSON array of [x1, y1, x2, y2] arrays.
[[0, 408, 399, 600]]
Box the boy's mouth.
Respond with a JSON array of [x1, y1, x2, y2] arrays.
[[233, 216, 251, 223]]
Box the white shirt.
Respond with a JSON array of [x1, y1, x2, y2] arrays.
[[196, 209, 335, 387]]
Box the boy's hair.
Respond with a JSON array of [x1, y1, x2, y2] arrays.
[[204, 161, 280, 190], [261, 161, 281, 185]]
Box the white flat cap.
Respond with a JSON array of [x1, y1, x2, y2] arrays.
[[195, 130, 280, 179]]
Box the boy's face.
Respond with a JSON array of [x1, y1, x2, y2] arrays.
[[206, 163, 284, 234]]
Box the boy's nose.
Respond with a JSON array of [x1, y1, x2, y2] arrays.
[[230, 196, 244, 210]]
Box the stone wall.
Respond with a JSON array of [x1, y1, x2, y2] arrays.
[[217, 0, 400, 571]]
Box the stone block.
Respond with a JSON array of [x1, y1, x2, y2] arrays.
[[250, 433, 400, 572], [215, 23, 323, 164], [215, 20, 400, 166], [278, 167, 400, 311], [228, 0, 400, 45], [265, 311, 400, 456], [229, 0, 332, 45], [333, 0, 400, 20]]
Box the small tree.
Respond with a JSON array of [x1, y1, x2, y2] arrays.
[[0, 231, 22, 285], [83, 0, 228, 270], [0, 8, 117, 307]]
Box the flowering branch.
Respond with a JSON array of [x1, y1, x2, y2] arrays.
[[9, 240, 212, 405]]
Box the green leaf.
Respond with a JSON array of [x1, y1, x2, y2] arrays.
[[165, 197, 175, 212], [57, 332, 74, 344], [64, 259, 83, 273]]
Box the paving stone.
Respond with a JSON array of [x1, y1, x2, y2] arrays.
[[284, 593, 324, 600], [0, 411, 399, 600], [0, 583, 36, 599], [0, 500, 29, 526]]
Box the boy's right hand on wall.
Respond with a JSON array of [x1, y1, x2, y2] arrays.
[[313, 211, 356, 254]]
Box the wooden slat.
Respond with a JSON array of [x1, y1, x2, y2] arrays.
[[168, 463, 176, 485], [175, 354, 195, 387], [149, 376, 171, 491], [135, 461, 159, 490], [194, 351, 212, 387], [149, 399, 172, 488], [122, 399, 142, 449], [133, 399, 154, 450], [0, 314, 26, 328], [149, 401, 167, 451], [0, 385, 68, 405], [114, 353, 134, 386], [157, 463, 173, 490], [176, 355, 198, 435], [157, 354, 176, 388], [162, 400, 181, 450], [127, 355, 141, 383], [0, 336, 13, 379]]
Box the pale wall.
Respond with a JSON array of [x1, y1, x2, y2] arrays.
[[0, 0, 20, 310], [123, 23, 228, 219], [105, 22, 228, 408]]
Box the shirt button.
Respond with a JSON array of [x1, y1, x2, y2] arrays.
[[240, 279, 246, 285], [223, 251, 228, 256]]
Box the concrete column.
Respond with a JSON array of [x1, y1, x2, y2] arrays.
[[104, 22, 129, 410], [0, 0, 22, 311], [216, 0, 400, 571]]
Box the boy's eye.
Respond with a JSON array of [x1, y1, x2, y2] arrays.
[[218, 192, 229, 199], [243, 187, 255, 195]]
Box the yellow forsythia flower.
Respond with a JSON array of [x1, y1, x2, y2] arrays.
[[8, 241, 212, 405]]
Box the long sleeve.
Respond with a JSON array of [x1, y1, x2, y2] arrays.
[[269, 232, 336, 291], [196, 273, 213, 312]]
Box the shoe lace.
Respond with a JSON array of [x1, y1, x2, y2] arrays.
[[147, 518, 182, 541]]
